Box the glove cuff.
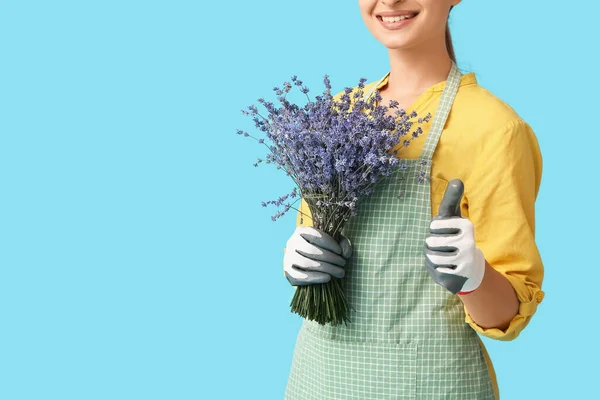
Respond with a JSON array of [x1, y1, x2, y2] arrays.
[[458, 247, 486, 294]]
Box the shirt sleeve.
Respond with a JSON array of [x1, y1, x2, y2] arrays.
[[463, 119, 545, 341], [295, 197, 313, 228]]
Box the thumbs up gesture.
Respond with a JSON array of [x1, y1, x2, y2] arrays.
[[423, 179, 486, 295]]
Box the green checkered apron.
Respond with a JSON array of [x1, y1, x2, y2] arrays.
[[285, 62, 495, 399]]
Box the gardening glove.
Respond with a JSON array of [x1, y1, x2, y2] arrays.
[[423, 179, 486, 295], [284, 226, 352, 286]]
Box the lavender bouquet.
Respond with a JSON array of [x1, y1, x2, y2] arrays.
[[238, 74, 431, 326]]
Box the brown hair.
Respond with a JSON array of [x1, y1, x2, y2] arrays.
[[446, 6, 456, 63]]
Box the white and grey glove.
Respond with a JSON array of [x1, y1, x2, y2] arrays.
[[284, 226, 352, 286], [423, 179, 486, 295]]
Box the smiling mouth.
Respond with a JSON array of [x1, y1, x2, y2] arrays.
[[377, 13, 419, 23]]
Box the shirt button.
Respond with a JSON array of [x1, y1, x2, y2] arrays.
[[535, 291, 545, 303]]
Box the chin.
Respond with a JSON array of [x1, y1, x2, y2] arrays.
[[370, 27, 419, 50], [377, 37, 415, 50]]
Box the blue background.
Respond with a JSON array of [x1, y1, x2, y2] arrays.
[[0, 0, 597, 399]]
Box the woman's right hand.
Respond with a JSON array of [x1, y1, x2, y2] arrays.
[[283, 226, 352, 286]]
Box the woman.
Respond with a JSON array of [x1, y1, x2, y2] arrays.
[[283, 1, 545, 398]]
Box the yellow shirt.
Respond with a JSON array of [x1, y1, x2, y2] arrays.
[[288, 71, 545, 400]]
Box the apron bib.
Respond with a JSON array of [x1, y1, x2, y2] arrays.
[[285, 62, 495, 399]]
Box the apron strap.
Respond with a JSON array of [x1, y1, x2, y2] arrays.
[[362, 74, 387, 105], [419, 61, 461, 162]]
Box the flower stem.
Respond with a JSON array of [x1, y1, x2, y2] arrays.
[[290, 278, 354, 326]]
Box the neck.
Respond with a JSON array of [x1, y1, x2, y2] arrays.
[[385, 39, 453, 96]]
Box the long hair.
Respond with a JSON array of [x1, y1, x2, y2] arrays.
[[445, 6, 456, 63]]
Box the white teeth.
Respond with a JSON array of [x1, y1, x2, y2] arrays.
[[381, 14, 415, 22]]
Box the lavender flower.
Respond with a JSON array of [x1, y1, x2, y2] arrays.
[[238, 74, 431, 225]]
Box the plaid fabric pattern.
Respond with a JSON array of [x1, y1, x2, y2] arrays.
[[285, 62, 495, 399]]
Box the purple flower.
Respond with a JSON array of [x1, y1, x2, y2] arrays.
[[237, 73, 432, 224]]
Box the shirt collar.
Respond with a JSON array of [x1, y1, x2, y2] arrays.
[[376, 71, 477, 93]]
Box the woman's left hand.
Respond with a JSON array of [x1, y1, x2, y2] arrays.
[[423, 179, 486, 295]]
